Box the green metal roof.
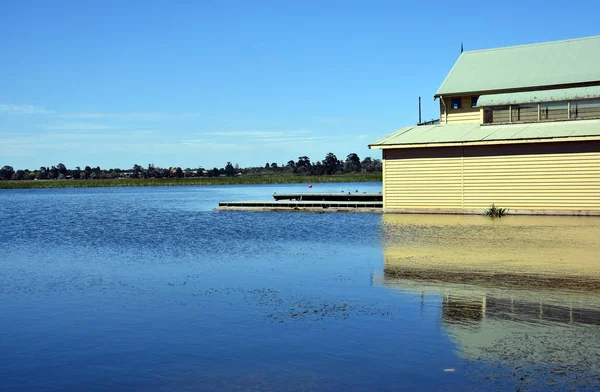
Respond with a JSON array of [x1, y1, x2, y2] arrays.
[[435, 35, 600, 97], [478, 85, 600, 106], [369, 119, 600, 149]]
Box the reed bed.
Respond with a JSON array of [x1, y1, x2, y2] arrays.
[[0, 174, 382, 189]]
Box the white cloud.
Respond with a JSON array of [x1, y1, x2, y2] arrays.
[[179, 130, 332, 149], [0, 104, 54, 115], [316, 117, 347, 126], [41, 122, 118, 131], [54, 111, 202, 121], [202, 130, 312, 137]]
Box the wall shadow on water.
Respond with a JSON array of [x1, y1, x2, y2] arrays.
[[376, 214, 600, 390]]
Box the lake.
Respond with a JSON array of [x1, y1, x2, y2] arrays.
[[2, 182, 600, 391]]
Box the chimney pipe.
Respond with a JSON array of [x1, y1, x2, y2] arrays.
[[418, 96, 422, 124]]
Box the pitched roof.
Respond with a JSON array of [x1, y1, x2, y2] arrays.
[[477, 85, 600, 106], [435, 36, 600, 97], [369, 119, 600, 149]]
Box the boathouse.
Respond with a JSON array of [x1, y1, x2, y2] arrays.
[[370, 36, 600, 215]]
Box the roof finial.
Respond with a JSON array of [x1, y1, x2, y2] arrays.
[[461, 42, 464, 53]]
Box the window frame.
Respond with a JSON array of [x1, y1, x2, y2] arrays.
[[450, 97, 462, 110]]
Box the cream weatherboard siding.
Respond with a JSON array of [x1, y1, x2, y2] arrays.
[[382, 141, 600, 213], [443, 97, 481, 124], [383, 147, 463, 209]]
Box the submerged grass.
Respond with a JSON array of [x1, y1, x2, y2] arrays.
[[0, 174, 382, 189], [484, 204, 508, 218]]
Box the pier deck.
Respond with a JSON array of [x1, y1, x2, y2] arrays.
[[272, 192, 382, 201], [216, 200, 382, 212]]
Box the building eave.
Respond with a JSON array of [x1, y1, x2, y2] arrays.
[[369, 135, 600, 150]]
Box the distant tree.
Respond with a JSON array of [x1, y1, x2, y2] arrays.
[[360, 157, 373, 171], [224, 162, 235, 177], [265, 162, 270, 169], [312, 161, 325, 175], [286, 160, 295, 168], [36, 166, 47, 180], [270, 162, 278, 169], [132, 164, 144, 178], [12, 169, 26, 180], [344, 153, 361, 173], [296, 156, 311, 169], [174, 167, 184, 178], [371, 158, 382, 172], [209, 167, 220, 177], [1, 165, 15, 181], [48, 166, 59, 180], [57, 163, 67, 176], [147, 164, 157, 178], [323, 153, 340, 175]]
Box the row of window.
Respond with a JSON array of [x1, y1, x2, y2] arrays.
[[483, 99, 600, 124], [450, 96, 478, 110]]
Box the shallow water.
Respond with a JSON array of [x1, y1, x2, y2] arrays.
[[1, 183, 599, 391]]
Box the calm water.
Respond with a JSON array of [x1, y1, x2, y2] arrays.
[[2, 182, 600, 391]]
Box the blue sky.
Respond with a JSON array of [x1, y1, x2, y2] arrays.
[[2, 0, 599, 170]]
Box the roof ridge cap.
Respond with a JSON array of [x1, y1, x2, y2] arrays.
[[464, 35, 600, 55]]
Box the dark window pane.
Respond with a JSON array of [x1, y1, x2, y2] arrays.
[[483, 108, 493, 123], [571, 99, 600, 119], [541, 102, 568, 121], [471, 96, 479, 108], [486, 106, 510, 123], [451, 97, 462, 110], [511, 104, 538, 122]]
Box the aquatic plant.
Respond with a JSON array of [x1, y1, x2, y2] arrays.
[[0, 174, 382, 189], [484, 204, 508, 218]]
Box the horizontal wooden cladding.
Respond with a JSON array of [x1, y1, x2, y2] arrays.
[[383, 141, 600, 212], [446, 111, 480, 124], [384, 150, 463, 209]]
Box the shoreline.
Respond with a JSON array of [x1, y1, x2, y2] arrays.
[[0, 174, 382, 190]]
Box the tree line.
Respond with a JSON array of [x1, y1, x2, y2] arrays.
[[1, 152, 381, 181]]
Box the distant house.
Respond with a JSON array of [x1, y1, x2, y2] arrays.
[[370, 35, 600, 215]]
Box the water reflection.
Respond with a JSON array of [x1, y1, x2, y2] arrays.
[[379, 214, 600, 388]]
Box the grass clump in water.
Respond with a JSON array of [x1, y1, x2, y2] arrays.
[[484, 204, 508, 218]]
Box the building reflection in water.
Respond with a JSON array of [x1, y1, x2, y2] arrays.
[[377, 214, 600, 380]]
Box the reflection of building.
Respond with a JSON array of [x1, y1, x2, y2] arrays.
[[381, 214, 600, 286], [381, 280, 600, 378], [378, 214, 600, 377], [376, 274, 600, 376], [370, 36, 600, 215], [439, 292, 600, 326]]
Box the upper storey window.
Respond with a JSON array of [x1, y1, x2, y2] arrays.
[[541, 102, 568, 121], [571, 99, 600, 119], [451, 97, 462, 110], [471, 96, 479, 108], [483, 98, 600, 124]]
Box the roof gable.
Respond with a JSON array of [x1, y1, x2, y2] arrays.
[[435, 36, 600, 97]]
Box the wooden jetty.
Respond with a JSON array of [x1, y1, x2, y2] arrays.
[[216, 192, 382, 212], [272, 192, 382, 201]]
